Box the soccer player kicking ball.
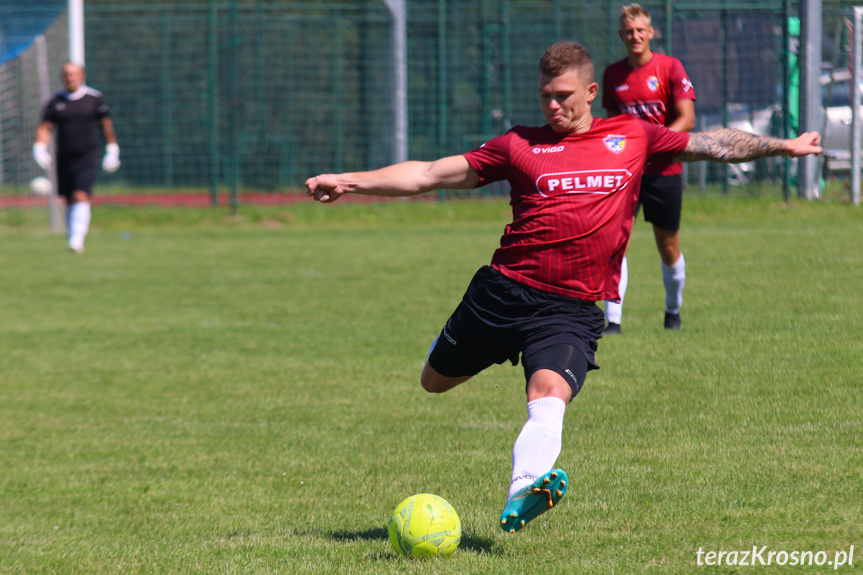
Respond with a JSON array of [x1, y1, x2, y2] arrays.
[[305, 42, 821, 533]]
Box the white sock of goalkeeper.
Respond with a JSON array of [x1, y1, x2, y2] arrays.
[[65, 206, 72, 239], [68, 201, 91, 250], [605, 256, 628, 324], [662, 253, 685, 314], [508, 396, 566, 500]]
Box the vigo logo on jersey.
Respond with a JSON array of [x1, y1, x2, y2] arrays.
[[620, 99, 666, 121], [536, 169, 632, 197], [532, 145, 565, 154]]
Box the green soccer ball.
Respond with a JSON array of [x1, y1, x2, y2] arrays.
[[387, 493, 461, 559]]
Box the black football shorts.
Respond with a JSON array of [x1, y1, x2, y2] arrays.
[[636, 173, 684, 232], [56, 152, 100, 201], [427, 266, 604, 398]]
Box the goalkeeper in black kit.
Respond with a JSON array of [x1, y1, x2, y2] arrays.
[[34, 62, 120, 253]]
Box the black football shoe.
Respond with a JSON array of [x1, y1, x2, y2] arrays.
[[603, 322, 622, 336]]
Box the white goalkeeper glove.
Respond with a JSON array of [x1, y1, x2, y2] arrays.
[[102, 143, 121, 173], [33, 142, 52, 171]]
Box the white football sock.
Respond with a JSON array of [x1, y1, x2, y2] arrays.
[[68, 201, 91, 252], [662, 253, 685, 314], [508, 396, 566, 500], [605, 256, 628, 324]]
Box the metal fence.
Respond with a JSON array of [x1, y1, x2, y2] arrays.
[[3, 0, 863, 203], [0, 4, 68, 193]]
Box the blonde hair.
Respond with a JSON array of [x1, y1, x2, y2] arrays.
[[620, 4, 651, 26]]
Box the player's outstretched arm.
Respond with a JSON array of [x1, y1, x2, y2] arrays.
[[305, 155, 479, 204], [674, 129, 822, 163]]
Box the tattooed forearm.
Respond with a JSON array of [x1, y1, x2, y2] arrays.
[[674, 128, 790, 163]]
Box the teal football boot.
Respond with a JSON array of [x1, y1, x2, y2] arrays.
[[500, 469, 568, 533]]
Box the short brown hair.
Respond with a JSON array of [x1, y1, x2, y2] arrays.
[[620, 3, 651, 26], [538, 41, 594, 83]]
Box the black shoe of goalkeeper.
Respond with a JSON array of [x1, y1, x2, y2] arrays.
[[603, 322, 621, 336]]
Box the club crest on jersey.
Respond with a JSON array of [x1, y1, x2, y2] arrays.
[[603, 135, 626, 154], [647, 76, 659, 91]]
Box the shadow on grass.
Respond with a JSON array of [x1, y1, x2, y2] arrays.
[[329, 527, 498, 555], [329, 527, 389, 542]]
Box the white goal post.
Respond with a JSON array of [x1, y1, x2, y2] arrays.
[[383, 0, 407, 165], [851, 7, 862, 205], [69, 0, 84, 65]]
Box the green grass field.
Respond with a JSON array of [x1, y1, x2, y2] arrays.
[[1, 196, 861, 574]]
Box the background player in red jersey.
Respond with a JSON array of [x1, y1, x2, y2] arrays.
[[34, 62, 120, 254], [602, 3, 696, 333], [305, 42, 820, 533]]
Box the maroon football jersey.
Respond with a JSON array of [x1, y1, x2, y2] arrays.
[[463, 116, 689, 302], [602, 53, 695, 175]]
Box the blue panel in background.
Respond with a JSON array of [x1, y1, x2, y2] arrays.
[[0, 1, 67, 64]]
